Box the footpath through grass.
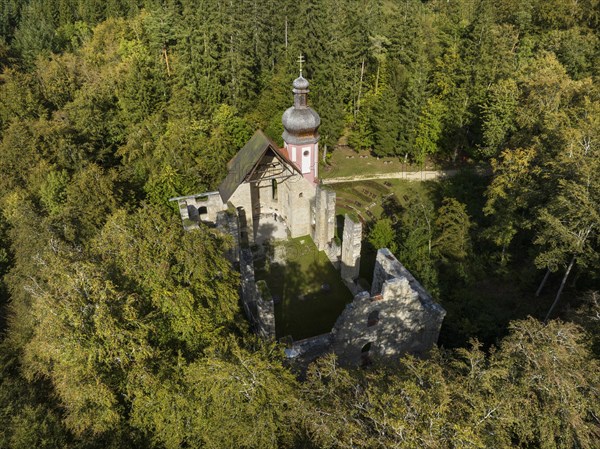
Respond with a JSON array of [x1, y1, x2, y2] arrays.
[[255, 236, 354, 340]]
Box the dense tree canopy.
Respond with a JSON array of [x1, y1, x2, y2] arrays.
[[0, 0, 598, 447]]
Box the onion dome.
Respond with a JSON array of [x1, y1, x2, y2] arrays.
[[292, 75, 310, 90], [282, 75, 320, 145]]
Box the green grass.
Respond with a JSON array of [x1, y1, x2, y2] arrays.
[[255, 236, 354, 340], [320, 145, 434, 179], [331, 179, 430, 225]]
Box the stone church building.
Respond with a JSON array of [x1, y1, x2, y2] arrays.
[[172, 73, 445, 366]]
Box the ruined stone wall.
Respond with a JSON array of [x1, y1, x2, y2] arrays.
[[324, 240, 342, 268], [282, 175, 315, 238], [228, 183, 255, 242], [312, 186, 336, 251], [216, 210, 240, 264], [286, 332, 334, 367], [331, 248, 446, 366], [177, 201, 196, 230], [181, 193, 277, 339], [198, 192, 225, 222], [239, 248, 275, 339], [256, 289, 276, 339], [175, 192, 225, 228], [340, 215, 362, 281], [371, 249, 438, 302]]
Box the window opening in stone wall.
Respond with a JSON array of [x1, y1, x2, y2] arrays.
[[272, 179, 278, 200], [198, 206, 208, 217], [367, 310, 380, 327], [299, 192, 303, 198], [361, 342, 373, 367]]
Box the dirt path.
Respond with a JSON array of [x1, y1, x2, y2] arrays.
[[321, 169, 460, 184]]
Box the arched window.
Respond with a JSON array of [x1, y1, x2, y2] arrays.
[[299, 192, 303, 198], [367, 310, 380, 327], [198, 206, 208, 218], [361, 342, 372, 353]]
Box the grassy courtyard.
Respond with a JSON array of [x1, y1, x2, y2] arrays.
[[254, 236, 354, 340]]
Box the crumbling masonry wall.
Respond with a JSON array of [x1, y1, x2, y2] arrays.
[[330, 248, 446, 366], [281, 175, 316, 239], [171, 192, 224, 230], [312, 186, 336, 251], [216, 210, 240, 264], [340, 214, 361, 281], [215, 210, 274, 338], [239, 248, 275, 339]]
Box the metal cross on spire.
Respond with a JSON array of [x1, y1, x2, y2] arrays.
[[298, 54, 305, 76]]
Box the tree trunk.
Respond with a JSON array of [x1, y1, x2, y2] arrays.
[[420, 203, 432, 257], [535, 268, 551, 297], [356, 58, 365, 118], [162, 47, 171, 76], [544, 255, 576, 322]]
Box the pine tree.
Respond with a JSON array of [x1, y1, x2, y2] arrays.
[[371, 84, 400, 156], [414, 96, 445, 165]]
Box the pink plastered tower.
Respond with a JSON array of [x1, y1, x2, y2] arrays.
[[281, 73, 321, 184]]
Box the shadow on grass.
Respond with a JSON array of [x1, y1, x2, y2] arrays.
[[255, 237, 353, 340]]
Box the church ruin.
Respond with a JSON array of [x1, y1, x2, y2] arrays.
[[171, 72, 445, 366]]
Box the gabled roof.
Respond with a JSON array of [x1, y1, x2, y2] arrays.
[[218, 130, 300, 203]]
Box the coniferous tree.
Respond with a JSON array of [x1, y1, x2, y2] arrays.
[[371, 84, 400, 157]]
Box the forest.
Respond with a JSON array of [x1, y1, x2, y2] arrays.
[[0, 0, 599, 447]]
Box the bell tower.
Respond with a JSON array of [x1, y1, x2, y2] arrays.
[[282, 55, 321, 184]]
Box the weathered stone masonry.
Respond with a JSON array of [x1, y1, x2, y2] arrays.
[[330, 249, 446, 366], [340, 214, 362, 282]]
